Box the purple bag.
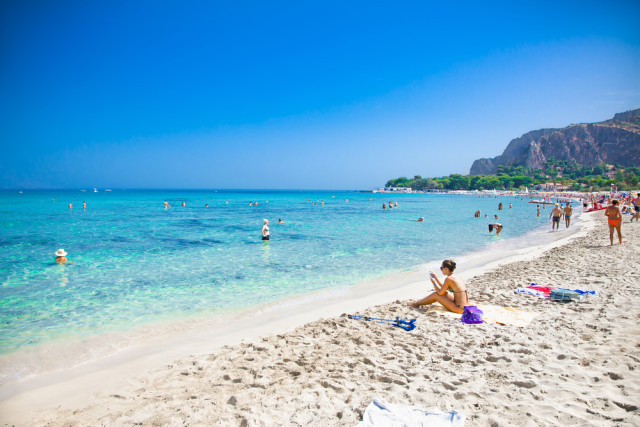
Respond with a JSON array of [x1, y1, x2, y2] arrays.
[[461, 306, 483, 324]]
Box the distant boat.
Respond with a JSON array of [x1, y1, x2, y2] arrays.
[[19, 191, 23, 194], [93, 188, 98, 192], [105, 189, 112, 192], [80, 189, 86, 192]]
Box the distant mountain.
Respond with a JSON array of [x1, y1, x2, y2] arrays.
[[469, 108, 640, 175]]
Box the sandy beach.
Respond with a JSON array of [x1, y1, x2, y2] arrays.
[[2, 211, 639, 426]]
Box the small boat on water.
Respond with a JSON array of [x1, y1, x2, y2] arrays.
[[93, 188, 98, 193], [105, 189, 112, 192]]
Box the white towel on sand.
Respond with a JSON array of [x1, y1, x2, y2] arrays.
[[358, 398, 465, 427]]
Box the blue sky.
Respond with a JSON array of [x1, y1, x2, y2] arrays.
[[1, 1, 639, 189]]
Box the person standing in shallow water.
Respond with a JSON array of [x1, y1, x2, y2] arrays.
[[549, 203, 562, 231], [563, 202, 573, 228], [408, 260, 468, 314], [261, 219, 270, 241]]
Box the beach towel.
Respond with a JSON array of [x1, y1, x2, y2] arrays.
[[476, 305, 538, 327], [514, 284, 598, 298], [427, 304, 537, 327], [358, 398, 465, 427], [514, 287, 546, 297]]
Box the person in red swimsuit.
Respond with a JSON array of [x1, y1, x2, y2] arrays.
[[604, 199, 622, 245]]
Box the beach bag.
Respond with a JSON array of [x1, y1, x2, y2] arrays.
[[549, 289, 581, 302], [461, 306, 483, 324]]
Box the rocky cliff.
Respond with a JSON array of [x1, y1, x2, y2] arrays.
[[469, 108, 640, 175]]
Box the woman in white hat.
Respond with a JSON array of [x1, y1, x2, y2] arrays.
[[55, 249, 68, 264], [261, 219, 270, 241]]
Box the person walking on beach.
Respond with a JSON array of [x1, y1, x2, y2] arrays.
[[605, 199, 622, 245], [632, 193, 640, 223], [54, 249, 68, 264], [261, 219, 270, 241], [563, 202, 573, 228], [549, 203, 562, 231], [408, 260, 468, 314]]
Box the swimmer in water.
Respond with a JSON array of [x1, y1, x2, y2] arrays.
[[83, 201, 86, 210], [489, 223, 503, 236], [54, 249, 68, 264], [181, 201, 186, 207], [278, 218, 283, 224], [164, 201, 170, 209], [417, 217, 424, 222]]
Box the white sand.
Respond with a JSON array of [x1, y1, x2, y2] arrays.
[[2, 212, 639, 425]]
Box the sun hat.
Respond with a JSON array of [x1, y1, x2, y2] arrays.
[[55, 249, 67, 257]]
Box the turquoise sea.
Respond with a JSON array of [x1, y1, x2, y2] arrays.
[[0, 190, 555, 359]]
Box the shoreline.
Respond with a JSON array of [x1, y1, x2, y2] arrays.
[[0, 209, 612, 424], [0, 206, 588, 385]]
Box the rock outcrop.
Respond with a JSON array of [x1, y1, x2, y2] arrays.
[[469, 108, 640, 175]]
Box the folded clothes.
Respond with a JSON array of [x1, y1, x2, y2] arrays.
[[527, 285, 556, 294], [358, 398, 466, 427]]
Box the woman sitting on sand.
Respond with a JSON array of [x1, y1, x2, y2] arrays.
[[408, 260, 468, 314]]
